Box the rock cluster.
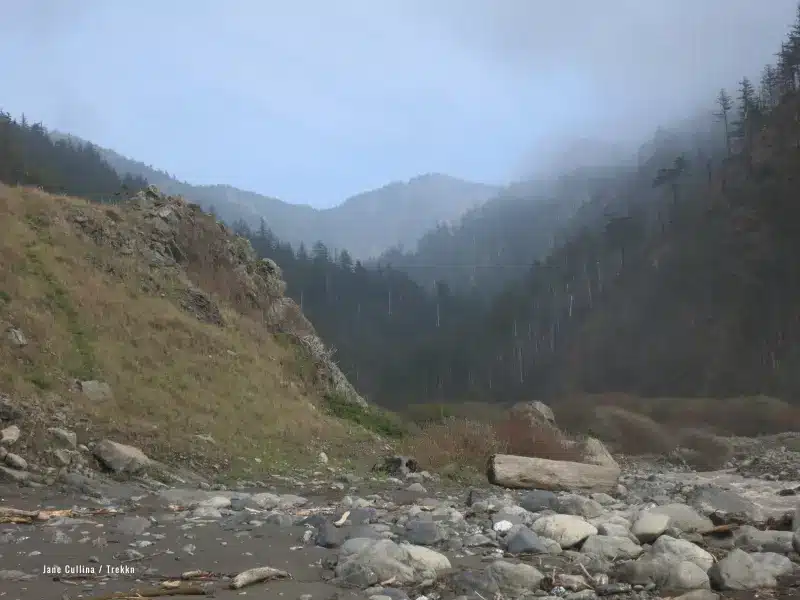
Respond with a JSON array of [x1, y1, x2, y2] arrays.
[[0, 431, 799, 600]]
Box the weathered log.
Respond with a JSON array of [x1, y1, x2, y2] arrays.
[[229, 566, 291, 589], [488, 453, 620, 493]]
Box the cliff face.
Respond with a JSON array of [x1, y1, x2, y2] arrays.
[[0, 184, 371, 474]]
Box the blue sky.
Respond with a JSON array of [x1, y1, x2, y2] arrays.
[[2, 0, 796, 208]]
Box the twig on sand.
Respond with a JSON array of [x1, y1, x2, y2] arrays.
[[229, 566, 292, 589], [0, 506, 121, 524], [84, 587, 208, 599]]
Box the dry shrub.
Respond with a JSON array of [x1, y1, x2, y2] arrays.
[[676, 428, 734, 471], [404, 417, 504, 472], [493, 415, 583, 462], [403, 413, 582, 474], [641, 395, 800, 436], [556, 392, 800, 438], [554, 392, 642, 434], [592, 405, 678, 455]]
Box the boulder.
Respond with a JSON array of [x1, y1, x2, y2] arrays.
[[92, 440, 150, 474], [334, 538, 450, 587], [76, 380, 113, 402], [510, 400, 556, 426], [530, 514, 598, 548]]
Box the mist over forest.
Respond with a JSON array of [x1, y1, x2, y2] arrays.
[[4, 1, 800, 416]]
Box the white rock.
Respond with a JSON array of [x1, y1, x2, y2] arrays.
[[650, 535, 714, 571], [0, 425, 20, 446], [92, 440, 150, 474], [6, 327, 27, 347], [582, 534, 643, 560], [531, 514, 598, 548], [648, 503, 714, 534], [493, 520, 514, 533], [631, 511, 671, 543]]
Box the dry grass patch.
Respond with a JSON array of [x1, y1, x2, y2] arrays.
[[676, 428, 734, 470], [0, 185, 381, 476], [402, 417, 502, 474], [402, 413, 582, 477], [590, 405, 678, 455]]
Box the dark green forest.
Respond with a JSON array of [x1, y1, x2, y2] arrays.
[[243, 5, 800, 407], [5, 5, 800, 410], [0, 111, 147, 201]]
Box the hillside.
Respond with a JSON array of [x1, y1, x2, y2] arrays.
[[53, 134, 499, 260], [0, 181, 392, 476]]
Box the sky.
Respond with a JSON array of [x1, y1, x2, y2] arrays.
[[2, 0, 797, 208]]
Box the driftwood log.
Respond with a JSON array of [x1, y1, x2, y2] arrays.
[[488, 454, 620, 493]]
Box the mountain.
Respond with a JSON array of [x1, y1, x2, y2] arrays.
[[377, 163, 635, 297], [50, 133, 499, 259], [0, 116, 403, 469], [238, 7, 800, 413]]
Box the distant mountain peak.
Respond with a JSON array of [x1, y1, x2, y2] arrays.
[[51, 131, 501, 260]]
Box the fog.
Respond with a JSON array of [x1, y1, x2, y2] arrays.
[[1, 0, 795, 206]]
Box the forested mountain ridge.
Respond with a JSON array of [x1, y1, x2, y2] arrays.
[[50, 133, 499, 260], [0, 114, 148, 200], [375, 162, 639, 297], [376, 58, 800, 404], [237, 5, 800, 408]]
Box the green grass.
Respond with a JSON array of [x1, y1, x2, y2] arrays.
[[0, 184, 390, 475], [24, 246, 97, 380], [324, 390, 407, 438]]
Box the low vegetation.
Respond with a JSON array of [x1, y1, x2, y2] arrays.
[[401, 413, 582, 479], [553, 393, 800, 439], [399, 392, 800, 476], [323, 390, 408, 439], [0, 184, 384, 475]]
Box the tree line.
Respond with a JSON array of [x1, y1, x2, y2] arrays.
[[0, 111, 147, 201], [238, 2, 800, 406]]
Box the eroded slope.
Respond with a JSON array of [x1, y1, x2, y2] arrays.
[[0, 184, 378, 476]]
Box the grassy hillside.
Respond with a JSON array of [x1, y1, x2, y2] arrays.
[[0, 183, 393, 477]]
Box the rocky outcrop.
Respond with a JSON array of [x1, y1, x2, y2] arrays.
[[68, 185, 366, 409]]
